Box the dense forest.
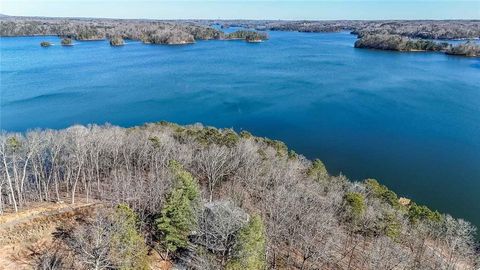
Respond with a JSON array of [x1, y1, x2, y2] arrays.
[[0, 17, 222, 44], [216, 20, 480, 56], [0, 16, 267, 44], [0, 122, 478, 269], [225, 30, 269, 42], [354, 34, 480, 56], [214, 20, 480, 40]]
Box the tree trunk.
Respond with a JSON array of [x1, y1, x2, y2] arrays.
[[3, 156, 18, 212]]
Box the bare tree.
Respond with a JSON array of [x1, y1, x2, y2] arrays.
[[195, 146, 240, 202]]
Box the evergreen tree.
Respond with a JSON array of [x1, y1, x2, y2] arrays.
[[307, 159, 328, 180], [227, 214, 266, 270], [344, 192, 366, 223], [111, 204, 150, 270], [156, 160, 200, 255], [365, 178, 401, 208]]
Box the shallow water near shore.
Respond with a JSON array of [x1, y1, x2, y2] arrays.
[[1, 32, 479, 230]]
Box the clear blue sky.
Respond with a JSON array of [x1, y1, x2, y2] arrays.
[[1, 0, 479, 20]]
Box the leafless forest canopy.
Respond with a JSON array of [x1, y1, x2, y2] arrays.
[[0, 16, 266, 44], [353, 35, 480, 56], [217, 20, 480, 40], [0, 122, 478, 269]]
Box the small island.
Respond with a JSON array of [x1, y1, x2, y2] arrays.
[[40, 41, 52, 47], [226, 30, 268, 42], [61, 38, 73, 46], [109, 36, 124, 46]]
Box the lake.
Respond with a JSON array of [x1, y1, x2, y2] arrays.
[[1, 32, 479, 229]]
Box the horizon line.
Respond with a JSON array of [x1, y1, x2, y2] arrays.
[[2, 14, 479, 21]]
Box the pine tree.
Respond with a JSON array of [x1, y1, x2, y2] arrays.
[[111, 203, 150, 270], [156, 160, 200, 255], [227, 214, 266, 270]]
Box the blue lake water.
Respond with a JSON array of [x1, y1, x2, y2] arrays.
[[1, 32, 479, 229]]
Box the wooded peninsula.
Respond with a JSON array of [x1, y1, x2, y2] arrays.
[[0, 122, 478, 269]]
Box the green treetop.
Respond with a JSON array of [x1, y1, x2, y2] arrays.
[[110, 203, 149, 270], [227, 214, 266, 270], [365, 178, 401, 208], [345, 192, 366, 221], [156, 160, 200, 254]]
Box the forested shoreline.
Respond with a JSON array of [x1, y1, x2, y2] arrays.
[[1, 16, 479, 56], [0, 16, 268, 44], [354, 34, 480, 57], [220, 20, 480, 40], [0, 122, 478, 269]]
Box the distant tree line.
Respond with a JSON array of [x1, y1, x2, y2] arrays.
[[1, 17, 266, 45], [0, 122, 478, 269], [0, 17, 223, 44], [214, 20, 480, 40], [351, 20, 480, 40]]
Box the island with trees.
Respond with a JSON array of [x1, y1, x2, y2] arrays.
[[40, 41, 52, 47], [0, 122, 478, 269], [109, 35, 124, 46], [225, 30, 269, 42], [60, 37, 73, 46]]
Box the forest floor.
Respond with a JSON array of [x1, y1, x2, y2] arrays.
[[0, 199, 99, 270], [0, 200, 173, 270]]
